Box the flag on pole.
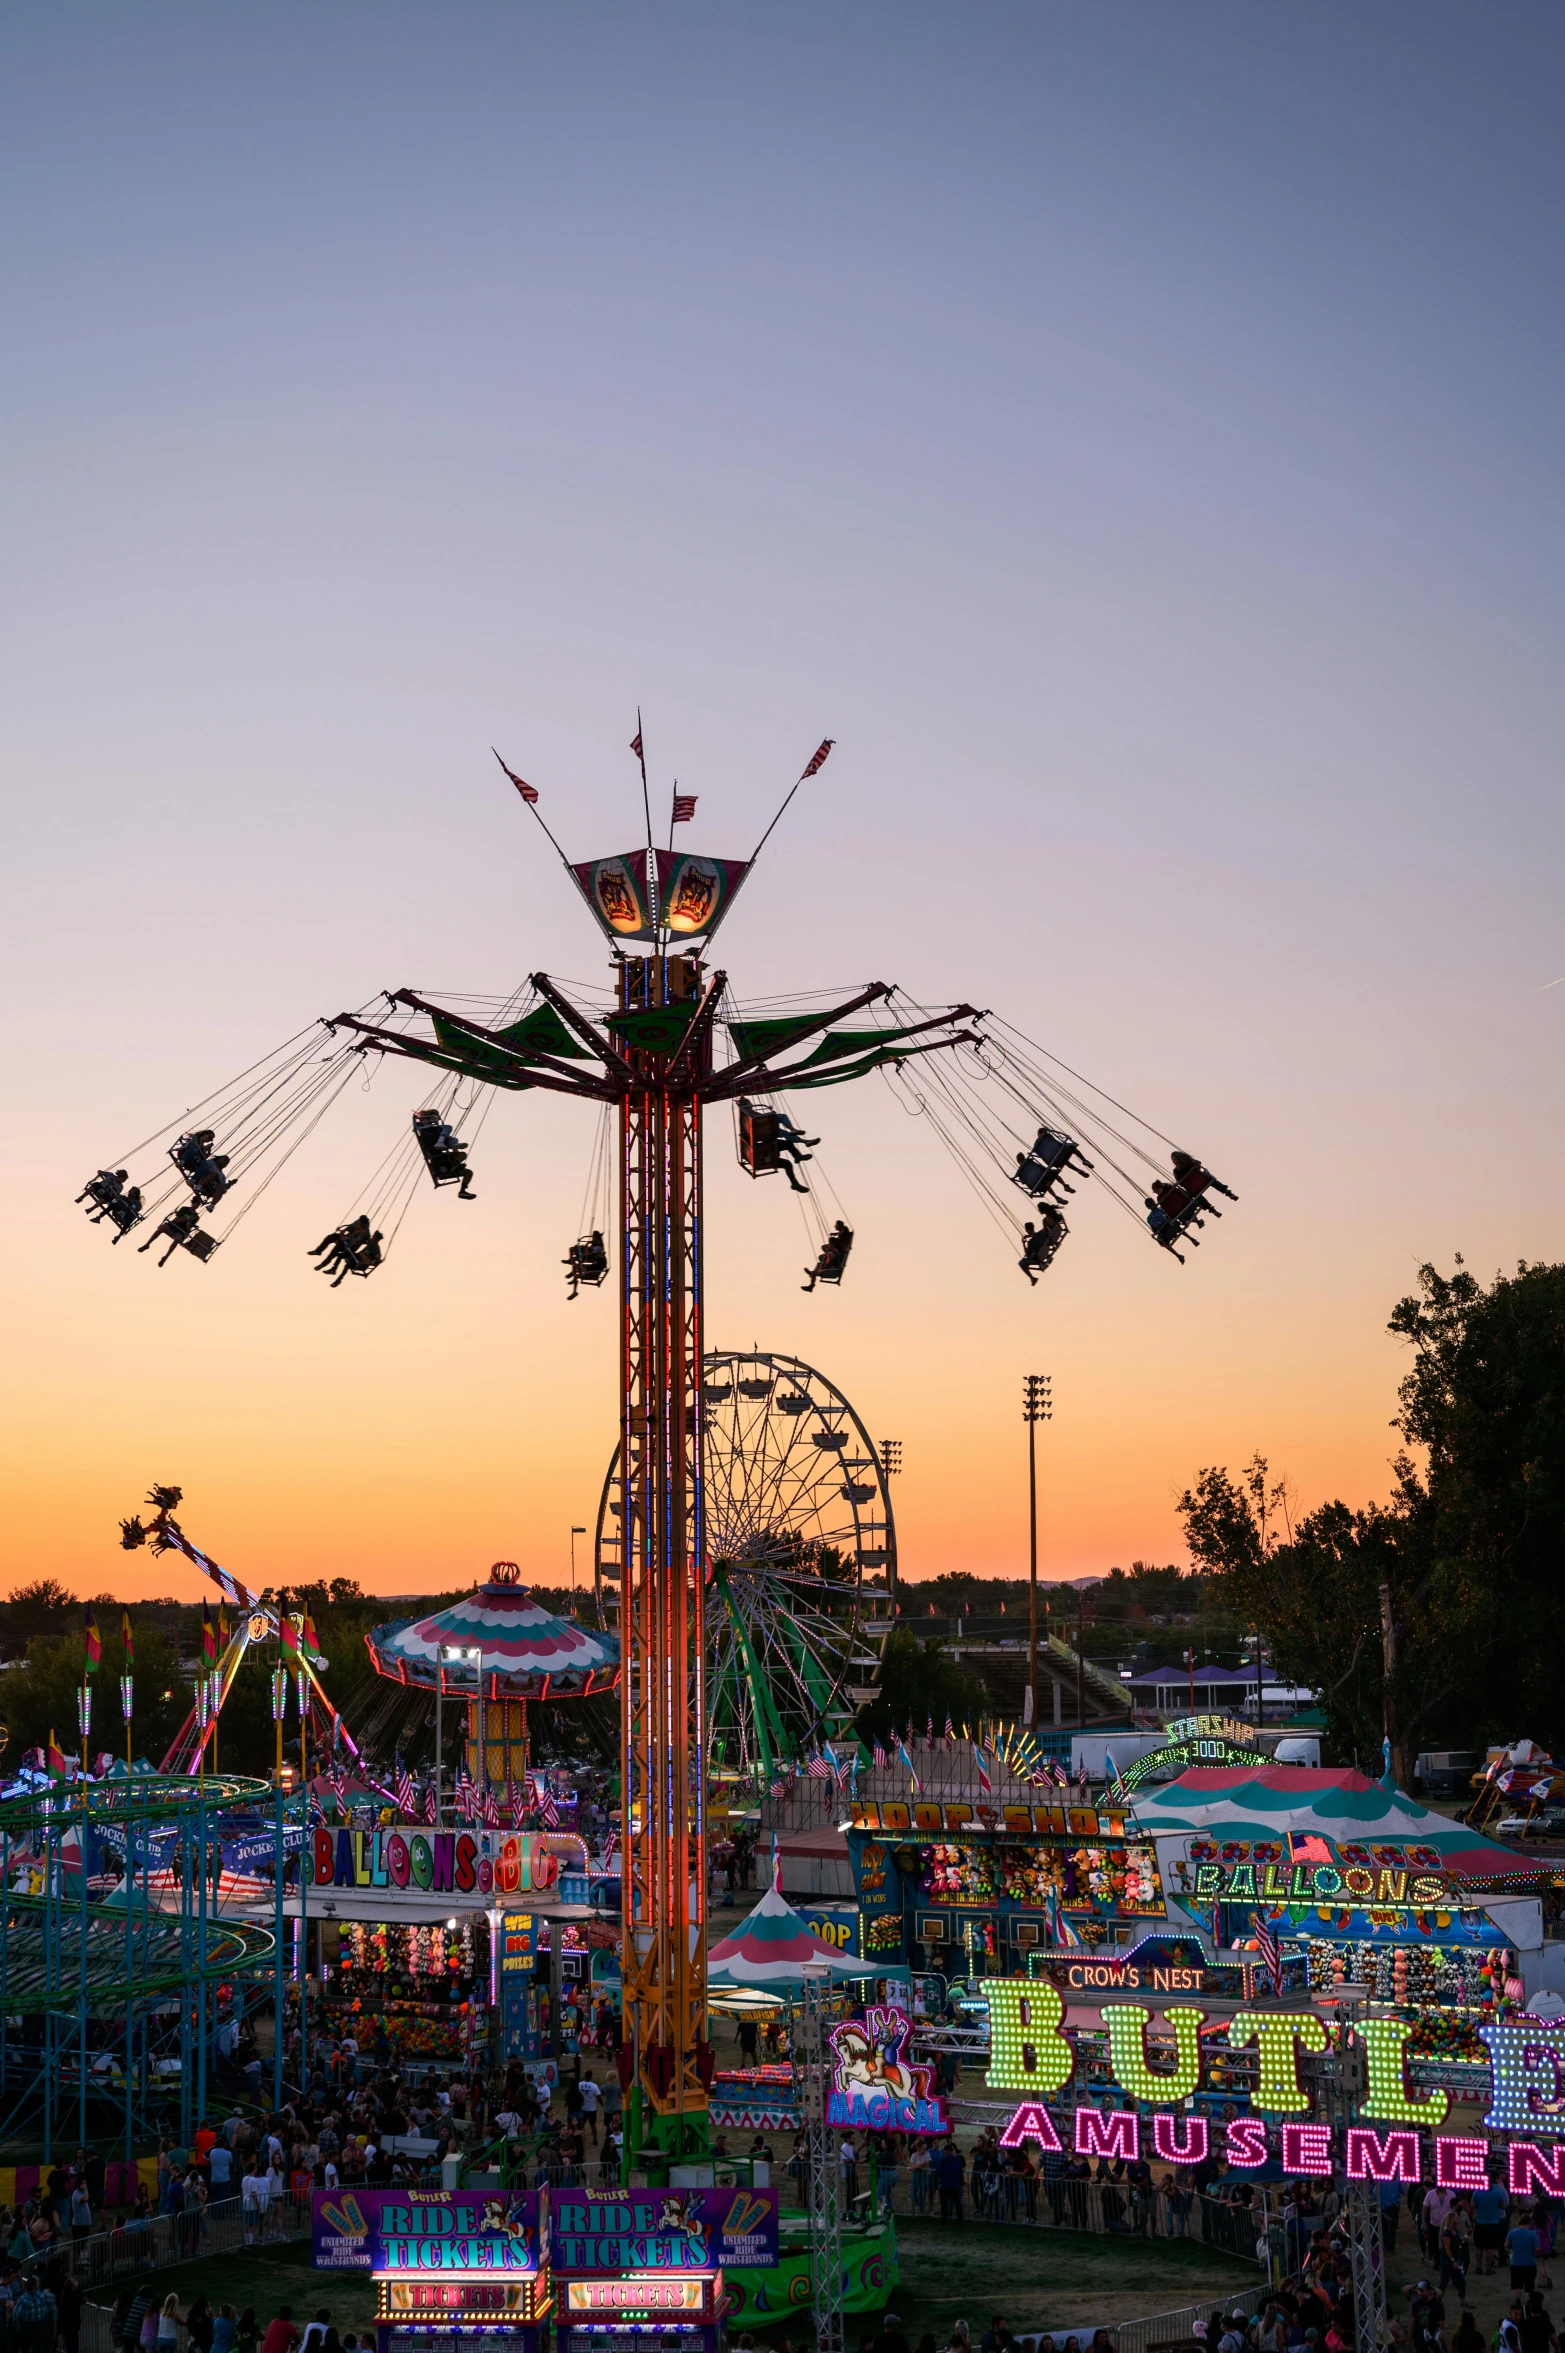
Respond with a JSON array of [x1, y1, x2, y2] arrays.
[[895, 1736, 923, 1795], [630, 730, 643, 760], [201, 1602, 217, 1664], [800, 739, 834, 778], [279, 1615, 300, 1659], [83, 1608, 101, 1671], [483, 1784, 501, 1829], [121, 1611, 134, 1666], [805, 1752, 832, 1781], [873, 1740, 888, 1768], [494, 751, 539, 804], [771, 1833, 782, 1895], [671, 793, 697, 825], [46, 1729, 67, 1781], [395, 1761, 415, 1815], [424, 1782, 438, 1825], [973, 1740, 992, 1795], [944, 1714, 955, 1740], [1253, 1914, 1284, 1995]]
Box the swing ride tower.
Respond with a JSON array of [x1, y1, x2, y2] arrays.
[[85, 732, 1241, 2183], [615, 943, 712, 2157]]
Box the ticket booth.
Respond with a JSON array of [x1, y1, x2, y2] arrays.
[[314, 2189, 551, 2353], [377, 2275, 553, 2353], [555, 2272, 725, 2353], [551, 2187, 780, 2353]]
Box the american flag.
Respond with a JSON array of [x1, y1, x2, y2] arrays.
[[1253, 1916, 1284, 1995], [493, 750, 539, 804], [533, 1775, 560, 1827], [944, 1714, 955, 1740], [671, 792, 697, 825], [508, 1776, 524, 1824], [630, 730, 643, 760], [1076, 1761, 1089, 1796], [483, 1784, 501, 1829], [423, 1782, 438, 1824], [800, 739, 834, 779], [873, 1741, 888, 1767], [395, 1761, 415, 1816], [806, 1752, 832, 1781]]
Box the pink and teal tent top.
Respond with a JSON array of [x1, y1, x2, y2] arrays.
[[707, 1883, 865, 1990], [1131, 1765, 1549, 1888], [366, 1563, 619, 1700]]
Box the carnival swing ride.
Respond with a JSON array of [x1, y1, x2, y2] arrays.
[[79, 728, 1237, 2161]]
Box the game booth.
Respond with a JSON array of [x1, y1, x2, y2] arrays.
[[314, 2184, 781, 2353], [845, 1793, 1170, 1967]]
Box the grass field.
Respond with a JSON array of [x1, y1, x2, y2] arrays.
[[90, 2222, 1257, 2348]]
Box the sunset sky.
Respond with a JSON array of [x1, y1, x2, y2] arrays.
[[4, 6, 1563, 1606]]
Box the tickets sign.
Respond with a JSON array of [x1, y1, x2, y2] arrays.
[[551, 2189, 779, 2274], [313, 2190, 545, 2274]]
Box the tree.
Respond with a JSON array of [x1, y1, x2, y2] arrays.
[[2, 1620, 191, 1765], [1387, 1256, 1565, 1753], [1179, 1258, 1565, 1780], [855, 1626, 987, 1745], [0, 1580, 76, 1659], [1177, 1460, 1440, 1778]]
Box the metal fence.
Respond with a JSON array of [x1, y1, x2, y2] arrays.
[[72, 2194, 315, 2353], [509, 2150, 1265, 2267]]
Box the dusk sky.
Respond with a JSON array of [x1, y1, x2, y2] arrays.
[[4, 7, 1562, 1603]]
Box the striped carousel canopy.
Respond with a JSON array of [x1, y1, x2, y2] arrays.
[[365, 1562, 620, 1700], [707, 1882, 864, 1990], [1131, 1765, 1546, 1888]]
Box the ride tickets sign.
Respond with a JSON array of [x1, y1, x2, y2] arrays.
[[551, 2189, 779, 2275], [313, 2190, 545, 2274]]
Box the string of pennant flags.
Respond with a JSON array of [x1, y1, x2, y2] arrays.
[[777, 1716, 1096, 1802]]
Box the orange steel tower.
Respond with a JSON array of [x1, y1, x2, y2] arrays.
[[615, 944, 714, 2159]]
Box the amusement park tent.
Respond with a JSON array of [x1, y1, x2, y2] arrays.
[[707, 1883, 864, 1992], [1131, 1766, 1550, 1889], [366, 1566, 619, 1700]]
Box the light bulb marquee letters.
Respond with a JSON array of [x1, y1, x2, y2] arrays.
[[984, 1979, 1075, 2095], [1103, 2004, 1207, 2104], [1346, 2126, 1421, 2183], [999, 2102, 1063, 2153], [989, 2005, 1565, 2184], [1280, 2124, 1333, 2177], [1227, 2010, 1328, 2114], [1152, 2112, 1209, 2166], [1436, 2136, 1491, 2190], [1479, 2022, 1565, 2134], [1358, 2017, 1449, 2125], [1075, 2108, 1139, 2163]]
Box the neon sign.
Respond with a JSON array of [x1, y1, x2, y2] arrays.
[[1103, 2003, 1206, 2103], [826, 2005, 949, 2135], [1478, 2022, 1565, 2132], [1359, 2017, 1449, 2126], [1192, 1860, 1453, 1906], [984, 1979, 1074, 2094], [1226, 2010, 1328, 2114]]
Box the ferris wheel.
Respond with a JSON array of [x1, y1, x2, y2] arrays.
[[595, 1349, 896, 1785]]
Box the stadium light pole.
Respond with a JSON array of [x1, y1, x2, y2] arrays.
[[1022, 1375, 1052, 1725]]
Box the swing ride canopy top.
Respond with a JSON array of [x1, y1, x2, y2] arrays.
[[366, 1563, 619, 1700]]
